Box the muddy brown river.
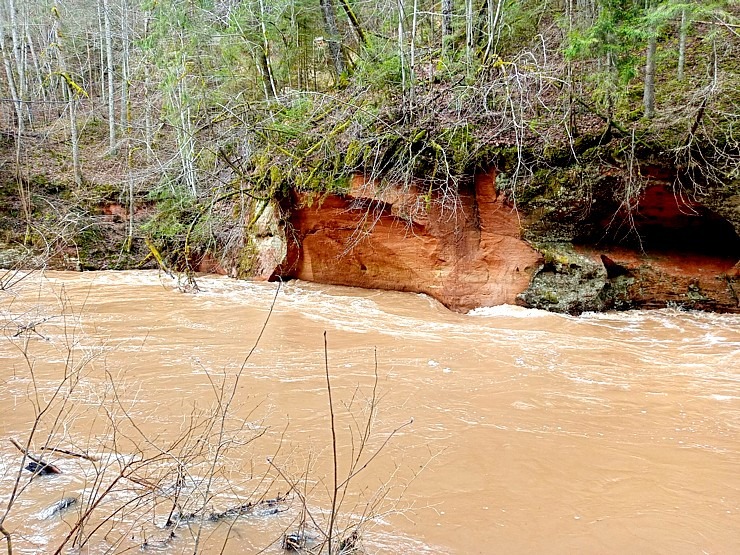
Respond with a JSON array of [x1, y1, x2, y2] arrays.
[[1, 270, 739, 554]]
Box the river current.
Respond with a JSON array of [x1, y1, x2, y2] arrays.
[[0, 270, 738, 554]]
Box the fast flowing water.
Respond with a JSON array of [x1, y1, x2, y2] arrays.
[[0, 270, 738, 554]]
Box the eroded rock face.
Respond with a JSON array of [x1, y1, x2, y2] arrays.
[[248, 202, 288, 279], [520, 243, 739, 314], [273, 170, 740, 313], [519, 176, 740, 313], [274, 173, 542, 311]]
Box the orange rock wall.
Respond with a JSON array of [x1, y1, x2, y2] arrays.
[[274, 173, 739, 313], [276, 173, 542, 311]]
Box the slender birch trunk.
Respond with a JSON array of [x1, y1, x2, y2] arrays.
[[68, 94, 82, 185], [442, 0, 453, 44], [0, 5, 28, 230], [7, 0, 29, 125], [258, 0, 278, 98], [26, 27, 45, 108], [465, 0, 473, 67], [410, 0, 418, 107], [102, 0, 116, 152], [677, 8, 687, 81], [97, 1, 106, 99], [397, 0, 407, 111], [143, 62, 153, 162], [120, 0, 130, 134], [643, 31, 657, 118], [0, 13, 23, 133], [483, 0, 504, 64], [141, 14, 153, 163], [52, 3, 82, 185], [319, 0, 346, 77]]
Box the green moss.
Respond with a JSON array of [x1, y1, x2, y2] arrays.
[[235, 237, 259, 278], [326, 175, 351, 194], [491, 146, 525, 174], [686, 281, 708, 302], [140, 185, 207, 268], [438, 124, 475, 174], [345, 140, 363, 167], [88, 181, 121, 201], [269, 165, 283, 188], [519, 167, 583, 207], [75, 225, 105, 268]]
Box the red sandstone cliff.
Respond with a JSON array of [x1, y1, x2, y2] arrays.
[[272, 171, 740, 313], [275, 173, 542, 311]]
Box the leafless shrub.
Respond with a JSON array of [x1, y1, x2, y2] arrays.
[[0, 277, 417, 555]]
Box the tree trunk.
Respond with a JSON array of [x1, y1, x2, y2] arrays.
[[397, 0, 406, 96], [338, 0, 367, 47], [319, 0, 346, 77], [483, 0, 504, 64], [643, 31, 657, 119], [26, 26, 46, 113], [143, 63, 153, 163], [442, 0, 453, 43], [97, 2, 106, 99], [68, 95, 82, 186], [410, 0, 418, 107], [119, 0, 130, 134], [102, 0, 116, 152], [142, 15, 153, 163], [126, 145, 134, 251], [7, 0, 29, 125], [677, 8, 687, 81], [258, 0, 278, 98], [0, 14, 23, 132], [175, 77, 197, 196], [258, 49, 277, 99], [465, 0, 473, 67], [50, 3, 83, 185], [711, 38, 718, 91], [0, 5, 29, 230]]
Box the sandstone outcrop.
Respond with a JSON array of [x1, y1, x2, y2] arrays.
[[272, 169, 740, 313], [274, 173, 542, 311]]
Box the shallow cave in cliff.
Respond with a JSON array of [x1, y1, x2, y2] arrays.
[[596, 186, 740, 258]]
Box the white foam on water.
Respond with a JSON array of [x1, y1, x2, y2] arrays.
[[467, 304, 553, 318], [707, 394, 739, 401]]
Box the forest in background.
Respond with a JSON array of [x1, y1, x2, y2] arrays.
[[0, 0, 738, 274]]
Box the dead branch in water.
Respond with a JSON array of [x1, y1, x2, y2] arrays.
[[12, 316, 54, 338], [41, 445, 99, 462], [9, 438, 61, 475], [10, 438, 98, 463], [324, 330, 339, 555], [2, 274, 418, 554], [0, 524, 11, 555], [271, 334, 417, 554]]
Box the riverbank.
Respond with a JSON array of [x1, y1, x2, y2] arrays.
[[2, 151, 738, 314], [270, 169, 740, 314], [2, 8, 739, 314]]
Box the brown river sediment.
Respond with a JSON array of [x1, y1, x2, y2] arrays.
[[1, 270, 739, 554]]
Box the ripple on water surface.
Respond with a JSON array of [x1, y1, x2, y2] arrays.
[[1, 271, 740, 554]]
